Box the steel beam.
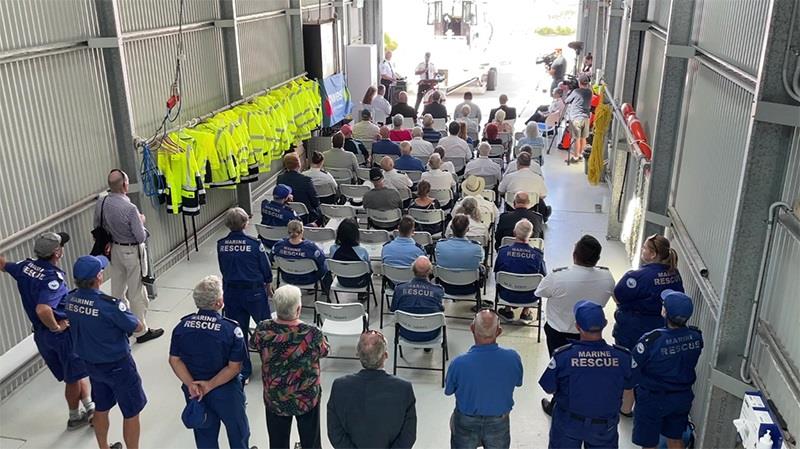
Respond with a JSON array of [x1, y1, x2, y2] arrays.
[[642, 0, 694, 237], [361, 0, 383, 57], [290, 0, 306, 75], [94, 0, 140, 207], [698, 0, 799, 447]]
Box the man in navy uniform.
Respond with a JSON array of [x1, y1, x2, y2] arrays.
[[272, 220, 330, 293], [632, 290, 703, 449], [539, 300, 633, 449], [260, 184, 298, 248], [493, 219, 547, 322], [65, 255, 146, 449], [217, 207, 273, 384], [169, 275, 253, 449], [390, 256, 444, 344], [0, 232, 94, 430]]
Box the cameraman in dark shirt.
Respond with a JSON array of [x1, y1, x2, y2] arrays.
[[549, 48, 567, 93]]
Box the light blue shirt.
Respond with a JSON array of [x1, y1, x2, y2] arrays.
[[435, 237, 483, 270], [381, 237, 425, 267]]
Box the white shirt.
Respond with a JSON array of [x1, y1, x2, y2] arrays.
[[409, 137, 435, 158], [421, 169, 455, 191], [438, 135, 472, 161], [383, 169, 412, 191], [506, 159, 543, 176], [371, 95, 392, 124], [446, 216, 489, 240], [301, 167, 337, 192], [352, 120, 380, 141], [380, 59, 396, 80], [464, 156, 502, 180], [534, 265, 616, 333], [416, 61, 437, 80], [453, 100, 482, 123], [498, 167, 548, 198], [453, 195, 498, 226]]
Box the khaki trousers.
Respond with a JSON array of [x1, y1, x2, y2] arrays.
[[110, 243, 148, 337]]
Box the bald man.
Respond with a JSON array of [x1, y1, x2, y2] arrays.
[[445, 310, 523, 449], [390, 256, 444, 343], [328, 331, 417, 449], [372, 125, 401, 159], [276, 153, 320, 224], [380, 156, 413, 192], [390, 91, 418, 123], [395, 140, 427, 172]]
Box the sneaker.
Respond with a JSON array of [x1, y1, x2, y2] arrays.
[[66, 411, 90, 430], [519, 310, 534, 322], [85, 404, 95, 425], [497, 308, 514, 321], [136, 328, 165, 344], [423, 348, 432, 353], [541, 398, 554, 416], [110, 443, 123, 449]]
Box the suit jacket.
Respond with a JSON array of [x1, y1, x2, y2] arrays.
[[276, 171, 320, 221], [495, 208, 544, 249], [327, 369, 417, 449], [390, 103, 418, 122], [489, 104, 518, 121]]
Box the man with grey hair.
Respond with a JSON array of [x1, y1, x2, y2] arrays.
[[217, 207, 272, 384], [421, 113, 442, 144], [372, 125, 401, 158], [464, 142, 502, 180], [380, 156, 413, 191], [389, 114, 412, 142], [495, 191, 545, 250], [506, 145, 543, 175], [409, 126, 435, 159], [352, 109, 380, 141], [328, 331, 417, 449], [396, 139, 427, 172], [169, 275, 253, 449], [390, 256, 444, 343], [494, 218, 547, 322], [445, 309, 523, 448], [420, 153, 456, 192], [456, 104, 480, 141], [95, 169, 163, 344], [498, 152, 551, 221]]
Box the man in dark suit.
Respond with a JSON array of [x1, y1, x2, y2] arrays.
[[495, 191, 544, 250], [488, 94, 518, 121], [275, 153, 320, 224], [327, 331, 417, 449], [389, 91, 418, 123], [421, 91, 448, 119]]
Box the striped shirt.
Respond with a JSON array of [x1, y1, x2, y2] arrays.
[[94, 193, 146, 244]]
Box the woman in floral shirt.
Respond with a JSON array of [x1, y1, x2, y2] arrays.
[[251, 285, 329, 449]]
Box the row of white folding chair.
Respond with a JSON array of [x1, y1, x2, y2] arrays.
[[493, 272, 544, 341]]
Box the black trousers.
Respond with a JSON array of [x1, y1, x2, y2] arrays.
[[265, 404, 321, 449], [544, 322, 580, 357], [414, 84, 432, 111], [380, 79, 392, 99]]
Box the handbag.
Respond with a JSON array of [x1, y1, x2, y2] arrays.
[[90, 197, 112, 256]]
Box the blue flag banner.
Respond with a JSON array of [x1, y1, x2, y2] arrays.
[[320, 73, 352, 127]]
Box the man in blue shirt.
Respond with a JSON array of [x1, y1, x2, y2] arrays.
[[272, 220, 330, 293], [391, 256, 444, 342], [169, 275, 253, 449], [434, 215, 485, 298], [0, 232, 93, 430], [65, 255, 146, 449], [539, 301, 633, 449], [494, 219, 547, 323], [382, 216, 426, 267], [394, 141, 427, 172], [260, 184, 298, 248], [632, 290, 703, 449], [372, 126, 401, 159], [446, 309, 523, 449], [217, 207, 273, 383], [420, 114, 442, 145]]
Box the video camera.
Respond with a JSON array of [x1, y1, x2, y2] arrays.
[[562, 74, 579, 91], [536, 51, 558, 68]]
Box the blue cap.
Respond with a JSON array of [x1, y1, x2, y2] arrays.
[[573, 300, 607, 332], [273, 184, 292, 200], [661, 290, 694, 322], [73, 255, 109, 281], [181, 399, 210, 429]]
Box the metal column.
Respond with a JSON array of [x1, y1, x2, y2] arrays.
[[593, 0, 607, 71], [290, 0, 306, 74], [362, 0, 383, 57], [601, 0, 623, 91], [697, 0, 799, 446], [218, 0, 252, 215], [642, 0, 694, 237], [94, 0, 140, 206]]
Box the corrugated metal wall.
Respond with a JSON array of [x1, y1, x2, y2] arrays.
[[634, 32, 664, 138], [0, 0, 99, 50], [694, 0, 770, 76], [646, 0, 670, 29], [118, 0, 219, 33], [672, 61, 753, 296], [239, 16, 294, 96], [236, 0, 289, 17]]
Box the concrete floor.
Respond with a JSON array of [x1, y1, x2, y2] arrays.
[[0, 73, 639, 448]]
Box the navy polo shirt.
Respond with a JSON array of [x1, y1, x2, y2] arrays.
[[615, 263, 683, 316], [394, 155, 426, 172], [381, 237, 426, 267], [493, 243, 547, 304], [4, 258, 69, 329], [169, 309, 247, 381], [390, 278, 445, 341], [272, 238, 328, 285], [632, 326, 703, 392], [445, 343, 523, 416], [372, 139, 401, 156], [539, 339, 633, 419], [217, 231, 272, 286], [65, 288, 139, 364]]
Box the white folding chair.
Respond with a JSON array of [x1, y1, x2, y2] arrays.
[[500, 236, 544, 251], [361, 139, 375, 154], [360, 229, 391, 244], [328, 167, 354, 184], [434, 266, 482, 317], [414, 156, 429, 166], [494, 272, 544, 340], [444, 157, 466, 174], [288, 202, 309, 218], [356, 167, 371, 182], [481, 189, 496, 203], [327, 260, 378, 313], [366, 208, 402, 230], [432, 118, 447, 132], [254, 224, 288, 248], [380, 264, 415, 328], [402, 117, 415, 129], [304, 227, 336, 245], [320, 204, 357, 221], [408, 208, 446, 239], [340, 184, 371, 204], [476, 174, 499, 191], [393, 311, 449, 387], [314, 181, 338, 199], [314, 301, 368, 360], [404, 170, 423, 184], [274, 257, 321, 305], [429, 189, 454, 211], [499, 131, 513, 150], [398, 187, 412, 203], [488, 144, 505, 159]]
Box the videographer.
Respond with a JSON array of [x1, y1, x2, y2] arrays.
[[549, 48, 567, 93], [564, 74, 593, 163]]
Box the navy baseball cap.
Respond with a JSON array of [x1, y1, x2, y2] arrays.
[[369, 167, 384, 181], [73, 255, 109, 281], [273, 184, 292, 200], [661, 290, 694, 322], [181, 399, 210, 429], [573, 300, 607, 332]]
